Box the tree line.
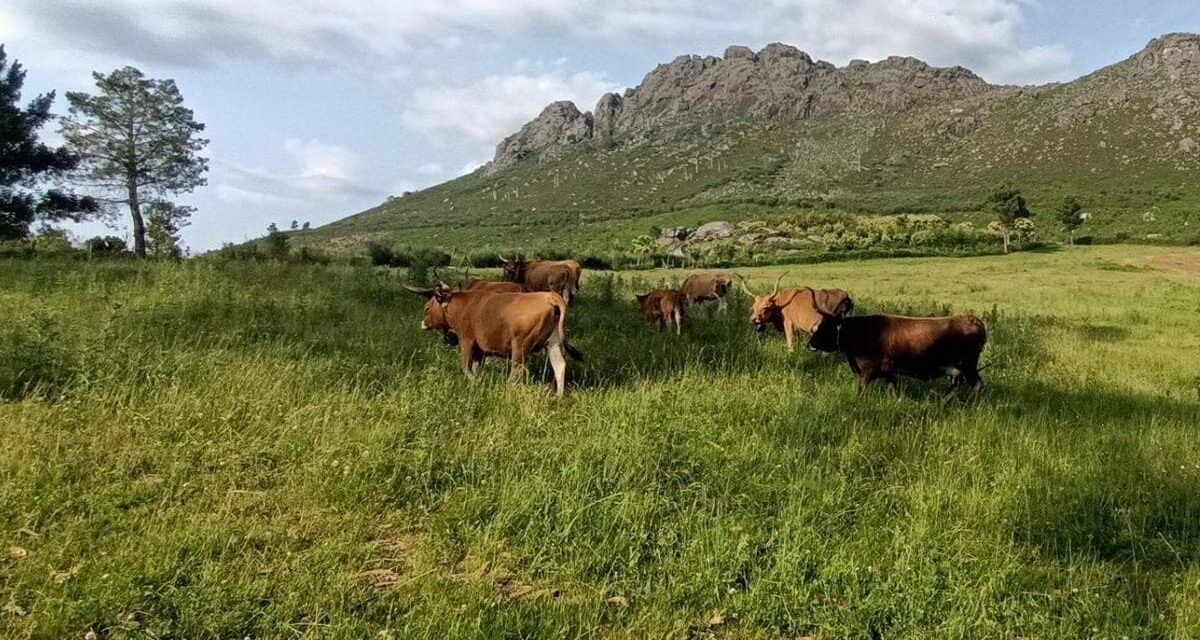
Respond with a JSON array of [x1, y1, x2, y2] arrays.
[[0, 45, 207, 258]]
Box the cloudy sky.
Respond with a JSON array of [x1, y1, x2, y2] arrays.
[[2, 0, 1197, 251]]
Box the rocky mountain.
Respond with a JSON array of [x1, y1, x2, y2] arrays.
[[486, 42, 990, 173], [305, 34, 1200, 253]]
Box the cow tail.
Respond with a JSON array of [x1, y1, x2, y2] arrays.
[[553, 296, 584, 361]]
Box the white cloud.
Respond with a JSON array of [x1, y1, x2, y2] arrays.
[[401, 67, 616, 150], [214, 139, 381, 209], [2, 0, 1071, 84]]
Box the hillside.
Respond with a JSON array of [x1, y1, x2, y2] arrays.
[[301, 34, 1200, 256]]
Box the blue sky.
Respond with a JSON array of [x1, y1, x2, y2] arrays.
[[2, 0, 1197, 251]]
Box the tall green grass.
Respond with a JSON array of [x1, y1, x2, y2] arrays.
[[2, 246, 1199, 638]]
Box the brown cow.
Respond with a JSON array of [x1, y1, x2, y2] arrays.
[[635, 288, 686, 335], [463, 279, 524, 294], [681, 273, 732, 313], [807, 312, 987, 395], [738, 273, 854, 351], [500, 256, 582, 302], [405, 285, 583, 395]]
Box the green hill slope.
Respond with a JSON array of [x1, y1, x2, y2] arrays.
[[300, 34, 1200, 257]]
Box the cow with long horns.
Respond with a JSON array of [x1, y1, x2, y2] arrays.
[[738, 273, 854, 352], [404, 283, 583, 395], [807, 311, 987, 396], [681, 272, 733, 313], [499, 256, 582, 303]]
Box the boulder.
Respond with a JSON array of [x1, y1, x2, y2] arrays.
[[692, 221, 736, 239]]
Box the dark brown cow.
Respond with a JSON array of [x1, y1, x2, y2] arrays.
[[500, 256, 582, 302], [738, 273, 854, 351], [405, 285, 583, 395], [807, 312, 987, 395], [681, 273, 732, 313], [635, 288, 686, 335]]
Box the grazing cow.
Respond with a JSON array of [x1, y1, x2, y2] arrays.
[[500, 256, 582, 302], [463, 279, 524, 294], [738, 273, 854, 351], [635, 288, 686, 335], [405, 284, 583, 395], [807, 312, 987, 395], [681, 273, 733, 313]]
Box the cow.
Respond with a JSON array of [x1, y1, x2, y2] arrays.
[[737, 273, 854, 351], [681, 272, 732, 314], [634, 288, 686, 335], [807, 312, 987, 396], [463, 279, 525, 294], [499, 256, 582, 303], [404, 284, 583, 395]]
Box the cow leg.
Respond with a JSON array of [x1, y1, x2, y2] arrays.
[[509, 339, 527, 382], [717, 296, 727, 315], [459, 341, 478, 379], [547, 334, 567, 396], [855, 361, 875, 395], [674, 308, 682, 335], [784, 323, 795, 352], [884, 373, 898, 396]]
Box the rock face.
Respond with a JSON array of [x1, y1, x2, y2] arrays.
[[487, 101, 594, 173], [486, 42, 989, 172], [483, 34, 1200, 174], [692, 221, 736, 240]]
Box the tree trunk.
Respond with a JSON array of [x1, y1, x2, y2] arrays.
[[128, 181, 146, 259], [1002, 227, 1010, 254]]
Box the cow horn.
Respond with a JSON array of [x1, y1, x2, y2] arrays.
[[771, 272, 788, 296], [734, 273, 754, 296], [403, 284, 434, 296]]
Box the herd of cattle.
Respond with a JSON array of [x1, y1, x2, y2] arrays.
[[404, 255, 988, 397]]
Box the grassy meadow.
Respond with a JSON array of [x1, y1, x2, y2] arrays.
[[2, 245, 1200, 638]]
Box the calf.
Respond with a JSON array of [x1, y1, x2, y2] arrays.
[[681, 273, 732, 313], [405, 285, 583, 395], [807, 312, 987, 395], [739, 273, 853, 351], [635, 288, 686, 335]]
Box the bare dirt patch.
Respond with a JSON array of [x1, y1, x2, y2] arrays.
[[1123, 250, 1200, 275]]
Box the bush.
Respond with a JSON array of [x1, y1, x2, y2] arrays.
[[581, 255, 614, 270], [367, 242, 400, 267], [83, 236, 129, 256]]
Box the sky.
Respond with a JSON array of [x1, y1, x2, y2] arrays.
[[2, 0, 1197, 251]]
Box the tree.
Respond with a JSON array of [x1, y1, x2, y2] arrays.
[[301, 221, 310, 230], [985, 183, 1032, 253], [0, 45, 96, 240], [1056, 196, 1084, 244], [289, 220, 299, 230], [262, 223, 289, 259], [145, 200, 191, 259], [60, 67, 208, 258]]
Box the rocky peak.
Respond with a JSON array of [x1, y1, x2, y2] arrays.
[[1131, 33, 1200, 80], [485, 41, 995, 170], [485, 100, 593, 174]]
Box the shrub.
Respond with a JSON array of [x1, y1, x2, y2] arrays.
[[83, 236, 129, 256], [367, 242, 399, 267]]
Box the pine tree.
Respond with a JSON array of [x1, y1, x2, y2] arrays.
[[0, 45, 96, 240], [60, 67, 208, 257]]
